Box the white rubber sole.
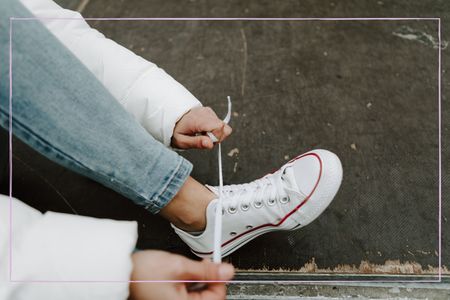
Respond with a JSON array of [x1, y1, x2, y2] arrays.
[[194, 223, 302, 258]]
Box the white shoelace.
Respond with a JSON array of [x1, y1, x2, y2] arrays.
[[219, 176, 273, 195], [210, 96, 232, 263], [221, 174, 289, 213]]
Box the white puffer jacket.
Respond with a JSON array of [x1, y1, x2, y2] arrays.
[[0, 195, 138, 300], [20, 0, 202, 147]]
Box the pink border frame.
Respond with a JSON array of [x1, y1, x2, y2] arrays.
[[8, 17, 442, 284]]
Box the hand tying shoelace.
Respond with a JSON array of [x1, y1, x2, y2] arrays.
[[208, 96, 232, 263]]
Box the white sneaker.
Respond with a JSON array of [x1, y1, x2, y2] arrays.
[[171, 149, 343, 258]]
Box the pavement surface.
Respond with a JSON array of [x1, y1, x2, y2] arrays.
[[1, 0, 449, 282], [226, 281, 450, 299]]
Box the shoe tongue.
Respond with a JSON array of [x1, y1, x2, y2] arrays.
[[281, 166, 305, 197]]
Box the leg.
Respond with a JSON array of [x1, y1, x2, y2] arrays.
[[160, 177, 215, 231], [0, 0, 212, 229]]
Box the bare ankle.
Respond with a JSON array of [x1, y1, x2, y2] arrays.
[[159, 177, 215, 231]]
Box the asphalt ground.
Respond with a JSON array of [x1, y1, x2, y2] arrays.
[[1, 0, 448, 276]]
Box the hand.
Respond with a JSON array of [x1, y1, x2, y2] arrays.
[[172, 107, 233, 149], [129, 250, 235, 300]]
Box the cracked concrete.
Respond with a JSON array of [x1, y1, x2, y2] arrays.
[[76, 0, 91, 13], [240, 28, 248, 98], [227, 281, 450, 300], [392, 25, 448, 49]]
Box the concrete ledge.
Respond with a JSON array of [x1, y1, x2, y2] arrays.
[[227, 277, 450, 299]]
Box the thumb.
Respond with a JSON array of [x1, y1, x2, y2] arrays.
[[173, 133, 214, 149]]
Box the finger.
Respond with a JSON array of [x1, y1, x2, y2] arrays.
[[219, 124, 232, 142], [195, 108, 224, 133], [211, 123, 233, 143], [180, 258, 235, 281], [173, 133, 214, 150], [211, 123, 226, 142], [199, 119, 224, 134]]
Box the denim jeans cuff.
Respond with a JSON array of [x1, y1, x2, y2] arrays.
[[144, 156, 192, 214]]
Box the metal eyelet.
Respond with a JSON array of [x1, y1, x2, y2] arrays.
[[241, 203, 250, 211], [267, 198, 276, 206], [228, 206, 237, 214], [254, 201, 263, 208], [230, 231, 237, 236], [246, 225, 253, 229], [280, 196, 290, 204]]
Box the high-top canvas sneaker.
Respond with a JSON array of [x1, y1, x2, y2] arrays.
[[171, 149, 343, 258]]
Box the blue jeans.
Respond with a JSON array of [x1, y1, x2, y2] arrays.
[[0, 0, 192, 214]]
